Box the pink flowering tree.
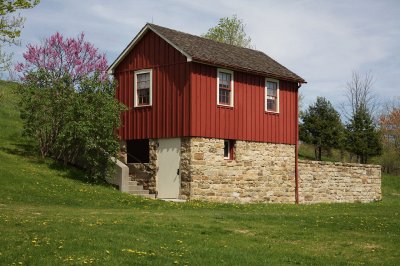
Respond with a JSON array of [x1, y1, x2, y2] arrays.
[[15, 32, 125, 181], [15, 32, 108, 84]]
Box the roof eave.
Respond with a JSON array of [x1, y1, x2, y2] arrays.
[[192, 58, 306, 84]]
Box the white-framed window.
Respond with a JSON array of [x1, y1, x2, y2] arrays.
[[224, 139, 235, 160], [134, 69, 152, 107], [265, 78, 279, 113], [217, 68, 234, 107]]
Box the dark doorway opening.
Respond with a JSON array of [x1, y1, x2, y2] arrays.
[[126, 139, 149, 163]]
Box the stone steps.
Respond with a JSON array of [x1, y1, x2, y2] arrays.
[[127, 178, 156, 199], [140, 194, 156, 199], [128, 189, 150, 195]]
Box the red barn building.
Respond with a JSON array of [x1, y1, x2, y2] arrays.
[[109, 23, 306, 202]]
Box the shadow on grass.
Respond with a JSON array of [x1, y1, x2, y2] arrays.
[[0, 140, 112, 188], [0, 142, 38, 157], [47, 160, 111, 188]]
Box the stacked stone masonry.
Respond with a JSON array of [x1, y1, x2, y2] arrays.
[[122, 137, 381, 204], [298, 160, 381, 203], [186, 138, 296, 203]]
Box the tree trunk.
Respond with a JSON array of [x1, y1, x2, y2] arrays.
[[340, 149, 345, 162], [363, 155, 368, 164], [318, 147, 322, 161]]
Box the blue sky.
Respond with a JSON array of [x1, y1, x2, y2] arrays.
[[5, 0, 400, 111]]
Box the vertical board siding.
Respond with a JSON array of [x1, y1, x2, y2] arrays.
[[114, 30, 190, 140], [114, 30, 298, 144], [190, 63, 298, 144]]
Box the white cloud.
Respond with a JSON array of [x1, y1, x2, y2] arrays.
[[4, 0, 400, 110]]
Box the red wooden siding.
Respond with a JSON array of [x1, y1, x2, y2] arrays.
[[114, 30, 191, 140], [114, 30, 298, 144], [190, 63, 298, 144]]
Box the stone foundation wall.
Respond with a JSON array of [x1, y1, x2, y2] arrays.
[[121, 137, 382, 204], [186, 137, 296, 203], [179, 138, 192, 200], [298, 160, 381, 203]]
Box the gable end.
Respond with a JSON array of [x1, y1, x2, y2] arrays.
[[108, 24, 192, 74]]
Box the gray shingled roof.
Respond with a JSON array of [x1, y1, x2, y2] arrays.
[[109, 23, 305, 83], [149, 24, 305, 83]]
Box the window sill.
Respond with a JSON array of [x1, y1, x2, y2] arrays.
[[265, 110, 279, 115], [218, 104, 234, 110], [134, 105, 152, 108]]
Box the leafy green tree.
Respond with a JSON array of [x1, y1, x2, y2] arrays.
[[0, 0, 40, 71], [380, 105, 400, 156], [202, 14, 252, 48], [300, 97, 344, 161], [19, 70, 72, 157], [19, 70, 124, 181], [346, 104, 382, 164], [379, 103, 400, 173], [17, 32, 125, 181]]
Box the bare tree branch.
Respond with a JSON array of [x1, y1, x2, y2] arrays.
[[341, 71, 379, 120]]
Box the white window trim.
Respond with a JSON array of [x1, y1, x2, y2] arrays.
[[134, 69, 153, 107], [265, 78, 280, 113], [224, 140, 231, 159], [217, 68, 234, 107]]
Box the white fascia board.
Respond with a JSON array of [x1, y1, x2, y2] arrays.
[[108, 24, 192, 74], [108, 25, 149, 74]]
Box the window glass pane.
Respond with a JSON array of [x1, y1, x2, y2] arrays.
[[219, 72, 231, 89], [137, 73, 150, 88], [269, 88, 277, 97], [219, 88, 231, 105], [266, 80, 278, 111], [267, 81, 277, 96], [267, 98, 276, 111], [136, 72, 150, 105], [224, 140, 229, 158], [138, 88, 149, 105]]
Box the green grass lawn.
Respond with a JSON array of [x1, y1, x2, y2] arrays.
[[1, 80, 400, 265]]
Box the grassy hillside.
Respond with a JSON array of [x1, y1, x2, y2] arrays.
[[299, 143, 364, 163], [0, 80, 399, 265]]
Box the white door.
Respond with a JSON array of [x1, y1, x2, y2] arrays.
[[157, 138, 181, 199]]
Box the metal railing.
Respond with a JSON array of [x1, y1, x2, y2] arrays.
[[124, 151, 155, 175]]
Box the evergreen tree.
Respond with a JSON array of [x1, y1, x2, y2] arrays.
[[300, 97, 344, 161], [346, 104, 382, 164]]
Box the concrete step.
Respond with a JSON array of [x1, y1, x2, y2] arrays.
[[128, 185, 144, 191], [126, 177, 156, 199], [127, 190, 156, 199], [141, 194, 156, 199], [128, 190, 150, 195], [128, 180, 138, 186]]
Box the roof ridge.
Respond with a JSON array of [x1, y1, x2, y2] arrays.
[[147, 23, 266, 54], [110, 23, 305, 83]]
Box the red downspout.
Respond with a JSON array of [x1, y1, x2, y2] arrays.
[[295, 83, 302, 204]]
